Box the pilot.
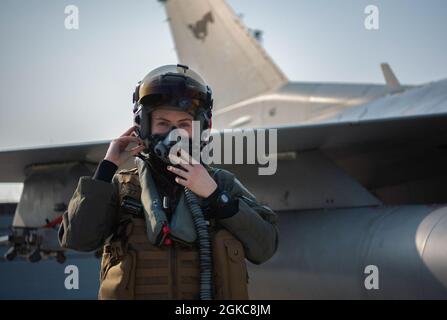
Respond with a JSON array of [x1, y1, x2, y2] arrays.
[[58, 64, 278, 300]]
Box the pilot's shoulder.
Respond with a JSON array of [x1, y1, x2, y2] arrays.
[[112, 167, 139, 184], [117, 167, 139, 175]]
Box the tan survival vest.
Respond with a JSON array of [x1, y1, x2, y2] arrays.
[[98, 168, 249, 300]]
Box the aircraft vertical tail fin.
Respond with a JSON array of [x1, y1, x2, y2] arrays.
[[162, 0, 288, 109], [381, 63, 403, 93]]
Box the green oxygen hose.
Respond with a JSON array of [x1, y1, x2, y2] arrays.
[[184, 187, 213, 300]]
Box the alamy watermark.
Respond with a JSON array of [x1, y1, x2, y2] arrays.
[[163, 121, 278, 175], [364, 5, 379, 30], [64, 5, 79, 30], [364, 264, 379, 290], [64, 265, 79, 290]]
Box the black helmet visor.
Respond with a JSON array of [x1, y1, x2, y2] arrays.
[[138, 73, 209, 113]]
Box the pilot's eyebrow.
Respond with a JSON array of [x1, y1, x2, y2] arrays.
[[154, 117, 171, 122], [178, 118, 192, 122]]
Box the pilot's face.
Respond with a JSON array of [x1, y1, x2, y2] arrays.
[[151, 108, 193, 136]]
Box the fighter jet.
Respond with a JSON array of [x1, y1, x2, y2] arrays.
[[1, 0, 447, 299]]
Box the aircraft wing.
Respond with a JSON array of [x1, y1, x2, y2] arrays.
[[1, 112, 446, 181], [0, 140, 110, 183], [1, 101, 447, 230], [218, 112, 447, 211], [2, 75, 447, 214], [269, 112, 447, 153]]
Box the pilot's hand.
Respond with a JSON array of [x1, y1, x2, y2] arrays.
[[167, 149, 218, 198], [104, 126, 145, 167]]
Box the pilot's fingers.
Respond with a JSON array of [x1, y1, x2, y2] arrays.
[[167, 165, 190, 179], [179, 148, 199, 165], [129, 145, 145, 156], [169, 154, 193, 171], [116, 136, 143, 146], [174, 176, 188, 187], [120, 126, 137, 137]]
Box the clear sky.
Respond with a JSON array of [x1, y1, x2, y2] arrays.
[[0, 0, 446, 201]]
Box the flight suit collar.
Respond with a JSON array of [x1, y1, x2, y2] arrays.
[[135, 157, 197, 246]]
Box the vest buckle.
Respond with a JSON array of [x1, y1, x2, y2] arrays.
[[121, 196, 144, 218]]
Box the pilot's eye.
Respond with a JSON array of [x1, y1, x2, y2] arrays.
[[178, 122, 191, 128]]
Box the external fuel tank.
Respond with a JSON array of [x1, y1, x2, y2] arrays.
[[247, 204, 447, 299]]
